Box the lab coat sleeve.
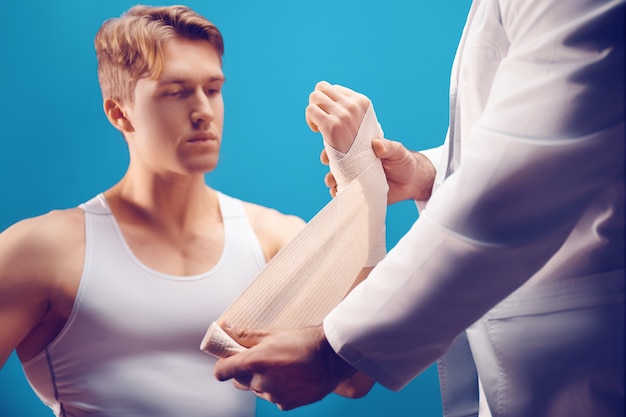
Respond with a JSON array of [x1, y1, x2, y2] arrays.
[[324, 0, 624, 391], [418, 146, 443, 170]]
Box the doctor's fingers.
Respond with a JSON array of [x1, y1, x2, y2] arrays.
[[245, 376, 304, 411], [214, 350, 267, 383], [231, 372, 286, 404], [232, 375, 252, 391], [231, 373, 268, 393], [232, 377, 278, 407], [372, 138, 414, 164]]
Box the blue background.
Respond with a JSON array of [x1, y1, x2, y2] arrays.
[[0, 1, 470, 415]]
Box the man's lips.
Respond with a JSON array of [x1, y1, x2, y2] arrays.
[[187, 134, 217, 143]]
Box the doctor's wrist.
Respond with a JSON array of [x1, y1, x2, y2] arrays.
[[315, 325, 358, 386], [412, 151, 436, 202]]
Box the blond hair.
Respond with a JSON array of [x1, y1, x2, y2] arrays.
[[95, 5, 224, 104]]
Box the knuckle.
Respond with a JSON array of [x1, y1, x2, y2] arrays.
[[344, 100, 359, 115], [354, 93, 370, 109], [326, 114, 343, 132], [335, 108, 351, 125], [309, 90, 322, 103]]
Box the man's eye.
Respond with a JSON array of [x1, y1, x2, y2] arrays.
[[162, 88, 191, 98]]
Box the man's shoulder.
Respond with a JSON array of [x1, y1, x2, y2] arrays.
[[242, 200, 305, 231], [0, 207, 86, 362], [241, 200, 305, 260], [0, 207, 85, 264]]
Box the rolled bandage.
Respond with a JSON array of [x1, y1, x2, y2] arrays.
[[201, 103, 388, 358]]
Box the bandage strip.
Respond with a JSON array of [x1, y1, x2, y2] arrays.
[[201, 104, 388, 358]]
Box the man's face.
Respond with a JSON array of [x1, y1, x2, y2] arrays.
[[123, 37, 225, 177]]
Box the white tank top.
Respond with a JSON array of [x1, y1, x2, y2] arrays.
[[22, 192, 265, 417]]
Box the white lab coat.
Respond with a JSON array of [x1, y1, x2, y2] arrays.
[[324, 0, 624, 416]]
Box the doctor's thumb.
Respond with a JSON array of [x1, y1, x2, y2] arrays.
[[221, 324, 270, 349]]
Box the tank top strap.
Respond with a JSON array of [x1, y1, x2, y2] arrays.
[[79, 193, 111, 215], [216, 191, 247, 220]]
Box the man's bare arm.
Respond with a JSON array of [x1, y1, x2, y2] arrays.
[[0, 210, 84, 367]]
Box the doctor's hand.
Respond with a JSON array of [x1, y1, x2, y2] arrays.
[[306, 81, 371, 153], [321, 138, 436, 205], [213, 325, 370, 411]]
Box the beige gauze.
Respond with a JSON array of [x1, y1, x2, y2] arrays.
[[201, 104, 388, 358]]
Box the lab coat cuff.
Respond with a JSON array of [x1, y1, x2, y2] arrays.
[[323, 317, 406, 391]]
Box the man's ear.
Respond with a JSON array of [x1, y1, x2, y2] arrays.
[[103, 98, 134, 133]]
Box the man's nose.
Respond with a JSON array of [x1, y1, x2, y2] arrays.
[[190, 90, 214, 128]]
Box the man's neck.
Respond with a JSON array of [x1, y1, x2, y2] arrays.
[[103, 171, 220, 234]]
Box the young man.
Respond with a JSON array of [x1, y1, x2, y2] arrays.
[[0, 5, 303, 416]]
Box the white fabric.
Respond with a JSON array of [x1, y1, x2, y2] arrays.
[[22, 192, 263, 417], [201, 104, 388, 358], [415, 145, 444, 212], [478, 377, 492, 417], [324, 1, 624, 416]]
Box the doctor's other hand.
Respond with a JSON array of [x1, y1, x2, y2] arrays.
[[321, 138, 436, 205], [213, 325, 367, 411]]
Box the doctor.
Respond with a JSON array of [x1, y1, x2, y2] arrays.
[[214, 0, 625, 415]]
